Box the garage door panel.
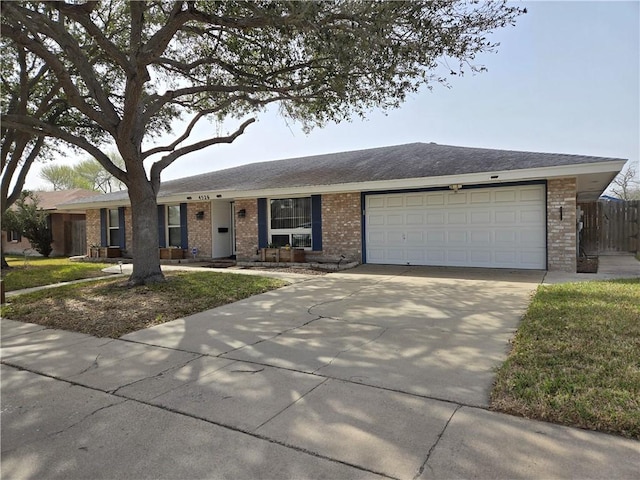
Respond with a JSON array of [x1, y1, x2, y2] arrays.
[[470, 231, 491, 244], [426, 194, 445, 205], [471, 211, 491, 224], [447, 193, 468, 205], [426, 250, 446, 262], [495, 211, 517, 224], [387, 231, 404, 243], [470, 250, 492, 264], [406, 213, 424, 225], [369, 214, 386, 226], [426, 231, 446, 243], [447, 212, 467, 224], [520, 187, 544, 202], [365, 185, 546, 269], [447, 250, 469, 263], [406, 195, 424, 207], [495, 190, 517, 203], [426, 213, 445, 225], [386, 196, 404, 208], [448, 231, 468, 243], [387, 214, 404, 225], [470, 191, 491, 204]]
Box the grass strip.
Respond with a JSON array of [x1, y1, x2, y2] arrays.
[[2, 256, 111, 291], [491, 278, 640, 439], [1, 271, 287, 338]]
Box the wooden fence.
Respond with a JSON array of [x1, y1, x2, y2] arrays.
[[578, 200, 639, 254]]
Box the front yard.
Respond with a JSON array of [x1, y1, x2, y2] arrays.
[[492, 278, 640, 439], [0, 271, 286, 338], [2, 256, 111, 291]]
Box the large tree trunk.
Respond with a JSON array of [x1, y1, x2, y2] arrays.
[[127, 179, 164, 286]]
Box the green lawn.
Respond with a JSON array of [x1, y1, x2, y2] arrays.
[[2, 256, 112, 291], [492, 278, 640, 439], [0, 271, 286, 338]]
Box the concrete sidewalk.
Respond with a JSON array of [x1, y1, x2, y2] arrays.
[[2, 265, 639, 479]]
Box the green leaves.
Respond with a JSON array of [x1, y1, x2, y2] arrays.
[[2, 191, 52, 257]]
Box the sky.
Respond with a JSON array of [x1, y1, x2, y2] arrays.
[[24, 0, 640, 191]]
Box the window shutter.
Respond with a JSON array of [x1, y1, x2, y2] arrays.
[[157, 205, 166, 248], [180, 203, 188, 249], [100, 209, 108, 246], [257, 198, 268, 248], [118, 207, 126, 250], [311, 195, 322, 251]]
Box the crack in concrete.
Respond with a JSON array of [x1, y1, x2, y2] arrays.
[[1, 360, 474, 480], [49, 401, 126, 438], [230, 367, 264, 374], [220, 315, 324, 357], [312, 327, 388, 374], [412, 404, 462, 480], [253, 377, 329, 432], [75, 354, 101, 375], [306, 270, 413, 320], [109, 354, 204, 396]]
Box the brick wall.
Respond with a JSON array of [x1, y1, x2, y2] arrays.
[[86, 209, 102, 254], [1, 231, 32, 255], [547, 178, 577, 272], [234, 199, 258, 260], [187, 202, 212, 258], [321, 192, 362, 261]]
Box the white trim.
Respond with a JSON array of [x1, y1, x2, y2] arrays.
[[268, 196, 312, 248]]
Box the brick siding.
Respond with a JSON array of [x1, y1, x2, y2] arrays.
[[547, 178, 577, 272], [321, 192, 362, 261], [234, 199, 258, 260], [186, 202, 212, 258], [86, 209, 102, 253]]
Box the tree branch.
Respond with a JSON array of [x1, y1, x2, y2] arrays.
[[2, 114, 127, 185], [148, 117, 256, 188]]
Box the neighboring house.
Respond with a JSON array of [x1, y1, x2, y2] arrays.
[[2, 189, 97, 257], [57, 143, 625, 272]]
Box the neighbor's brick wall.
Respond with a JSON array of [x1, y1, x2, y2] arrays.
[[234, 199, 258, 260], [1, 231, 33, 255], [321, 192, 362, 261], [187, 202, 212, 258], [547, 178, 577, 272], [86, 209, 102, 254]]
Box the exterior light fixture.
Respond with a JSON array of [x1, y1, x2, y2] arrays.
[[195, 211, 205, 220], [449, 184, 463, 193], [237, 209, 246, 218]]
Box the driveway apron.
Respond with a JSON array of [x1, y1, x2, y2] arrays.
[[4, 265, 638, 479]]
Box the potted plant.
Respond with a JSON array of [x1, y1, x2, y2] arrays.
[[99, 246, 121, 258], [260, 244, 305, 263], [89, 244, 100, 258], [160, 246, 184, 259], [278, 245, 305, 262]]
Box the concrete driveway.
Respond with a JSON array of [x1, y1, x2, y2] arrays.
[[2, 265, 638, 479]]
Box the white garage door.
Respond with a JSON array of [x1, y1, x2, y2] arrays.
[[365, 185, 546, 269]]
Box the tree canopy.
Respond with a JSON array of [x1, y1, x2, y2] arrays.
[[40, 153, 126, 192], [1, 0, 525, 284]]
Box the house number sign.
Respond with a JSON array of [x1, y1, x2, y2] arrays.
[[198, 195, 210, 200]]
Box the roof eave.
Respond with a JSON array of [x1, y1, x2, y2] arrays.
[[55, 159, 626, 208]]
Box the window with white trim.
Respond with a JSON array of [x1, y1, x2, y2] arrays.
[[166, 205, 182, 247], [8, 230, 21, 242], [269, 197, 312, 248], [107, 208, 120, 246]]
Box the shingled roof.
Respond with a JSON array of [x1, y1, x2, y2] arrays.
[[62, 142, 625, 205]]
